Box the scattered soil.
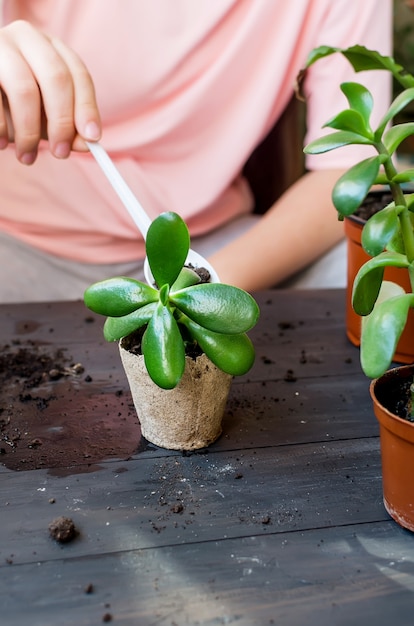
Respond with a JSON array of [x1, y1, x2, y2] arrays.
[[0, 340, 140, 472]]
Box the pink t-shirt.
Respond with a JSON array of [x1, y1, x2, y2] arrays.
[[0, 0, 392, 263]]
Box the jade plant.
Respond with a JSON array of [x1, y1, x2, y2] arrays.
[[84, 211, 259, 389], [301, 45, 414, 380]]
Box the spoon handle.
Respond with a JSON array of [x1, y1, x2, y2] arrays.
[[86, 141, 151, 239]]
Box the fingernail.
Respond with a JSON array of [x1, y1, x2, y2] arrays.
[[84, 121, 101, 140], [0, 137, 8, 150], [20, 151, 37, 165], [54, 141, 71, 159]]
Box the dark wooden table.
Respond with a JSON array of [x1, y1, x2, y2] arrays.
[[1, 289, 413, 626]]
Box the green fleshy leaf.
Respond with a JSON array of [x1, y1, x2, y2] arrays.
[[340, 82, 373, 127], [352, 251, 410, 315], [180, 316, 255, 376], [303, 45, 341, 67], [304, 131, 372, 155], [103, 302, 157, 341], [304, 45, 414, 89], [170, 284, 260, 334], [361, 204, 401, 256], [376, 89, 414, 137], [383, 123, 414, 155], [84, 277, 158, 316], [405, 194, 414, 211], [142, 303, 185, 389], [386, 230, 405, 255], [171, 267, 201, 291], [324, 108, 373, 139], [360, 293, 414, 378], [392, 169, 414, 184], [146, 212, 190, 288], [332, 157, 381, 216]]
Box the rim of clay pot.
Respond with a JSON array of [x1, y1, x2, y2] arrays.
[[345, 213, 366, 227], [370, 364, 414, 441]]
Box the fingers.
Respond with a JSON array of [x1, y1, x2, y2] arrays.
[[50, 37, 101, 148], [0, 25, 43, 163], [0, 20, 101, 164]]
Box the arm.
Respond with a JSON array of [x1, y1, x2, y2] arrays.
[[0, 20, 101, 164], [208, 169, 347, 292], [211, 0, 392, 292]]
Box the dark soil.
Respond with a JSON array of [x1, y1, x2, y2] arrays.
[[122, 327, 203, 360], [374, 368, 414, 421], [353, 190, 394, 222], [0, 340, 140, 472], [189, 263, 211, 283], [353, 187, 414, 223]]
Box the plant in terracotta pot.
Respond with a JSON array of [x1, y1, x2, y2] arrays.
[[301, 44, 414, 531], [344, 187, 414, 363], [84, 211, 260, 451]]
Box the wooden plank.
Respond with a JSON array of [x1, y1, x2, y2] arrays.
[[0, 520, 411, 626], [0, 289, 373, 472], [226, 373, 377, 448], [0, 364, 376, 472], [0, 290, 363, 379], [0, 289, 408, 626], [0, 439, 387, 567]]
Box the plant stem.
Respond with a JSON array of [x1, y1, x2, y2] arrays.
[[380, 147, 414, 269]]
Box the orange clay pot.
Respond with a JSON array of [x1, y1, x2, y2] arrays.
[[345, 214, 414, 364], [370, 364, 414, 532]]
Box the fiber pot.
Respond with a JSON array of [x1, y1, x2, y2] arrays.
[[345, 213, 414, 363], [119, 340, 232, 450], [370, 364, 414, 532]]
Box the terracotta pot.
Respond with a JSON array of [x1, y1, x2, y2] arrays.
[[119, 340, 232, 450], [370, 364, 414, 532], [345, 213, 414, 363]]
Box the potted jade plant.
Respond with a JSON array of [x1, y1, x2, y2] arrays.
[[344, 187, 414, 363], [301, 44, 414, 531], [84, 211, 259, 451]]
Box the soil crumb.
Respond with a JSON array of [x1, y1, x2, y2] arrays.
[[49, 516, 77, 543]]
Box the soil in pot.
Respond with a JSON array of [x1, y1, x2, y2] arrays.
[[372, 365, 414, 421]]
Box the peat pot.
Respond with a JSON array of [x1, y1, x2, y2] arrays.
[[119, 340, 232, 451], [370, 364, 414, 532], [345, 213, 414, 363]]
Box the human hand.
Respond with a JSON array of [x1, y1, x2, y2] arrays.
[[0, 20, 101, 164]]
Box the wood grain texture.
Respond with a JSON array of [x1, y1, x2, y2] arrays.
[[1, 290, 408, 626]]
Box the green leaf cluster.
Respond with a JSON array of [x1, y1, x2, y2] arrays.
[[302, 46, 414, 378], [84, 212, 260, 389]]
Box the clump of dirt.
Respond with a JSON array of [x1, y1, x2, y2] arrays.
[[48, 516, 77, 543]]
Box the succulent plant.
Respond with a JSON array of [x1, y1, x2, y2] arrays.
[[302, 45, 414, 379], [84, 211, 259, 389]]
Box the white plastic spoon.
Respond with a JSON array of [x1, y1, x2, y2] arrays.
[[86, 141, 220, 285]]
